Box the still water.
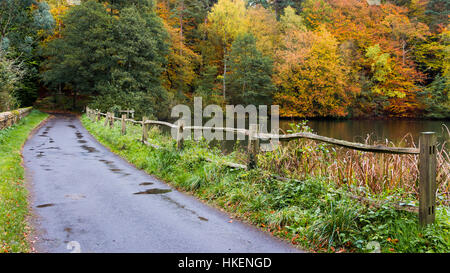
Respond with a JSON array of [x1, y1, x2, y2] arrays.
[[214, 119, 449, 153], [163, 118, 449, 152], [279, 119, 450, 146]]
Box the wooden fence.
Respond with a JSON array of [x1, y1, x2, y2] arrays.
[[86, 107, 438, 225], [0, 107, 33, 130]]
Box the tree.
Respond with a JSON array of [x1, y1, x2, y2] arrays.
[[419, 75, 450, 118], [247, 4, 280, 57], [41, 1, 112, 109], [0, 0, 54, 107], [274, 25, 354, 117], [425, 0, 450, 32], [418, 27, 450, 118], [301, 0, 429, 117], [157, 1, 200, 104], [204, 0, 249, 101], [0, 50, 24, 111], [42, 0, 170, 117], [194, 65, 222, 105], [228, 33, 274, 105]]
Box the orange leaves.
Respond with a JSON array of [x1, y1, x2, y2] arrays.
[[387, 237, 399, 244], [274, 27, 354, 118]]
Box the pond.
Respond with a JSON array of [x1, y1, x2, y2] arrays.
[[163, 117, 449, 152], [211, 118, 450, 153], [280, 119, 450, 147]]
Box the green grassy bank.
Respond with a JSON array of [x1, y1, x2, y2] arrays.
[[81, 115, 449, 253], [0, 110, 48, 253]]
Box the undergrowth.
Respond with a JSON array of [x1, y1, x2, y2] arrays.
[[81, 115, 450, 253]]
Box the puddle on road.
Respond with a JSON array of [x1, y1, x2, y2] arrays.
[[133, 188, 172, 195], [99, 159, 114, 165], [45, 147, 60, 150], [36, 152, 45, 158], [75, 132, 83, 139], [81, 145, 98, 153], [98, 159, 130, 175], [139, 182, 154, 186], [160, 195, 208, 223], [44, 168, 52, 171], [36, 203, 55, 208], [78, 140, 87, 144], [67, 125, 76, 129]]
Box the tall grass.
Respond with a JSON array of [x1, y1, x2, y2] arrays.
[[258, 122, 449, 205]]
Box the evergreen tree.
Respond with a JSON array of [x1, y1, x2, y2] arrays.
[[228, 33, 274, 105], [41, 0, 112, 109]]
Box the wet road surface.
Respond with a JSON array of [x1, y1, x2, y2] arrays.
[[23, 114, 302, 253]]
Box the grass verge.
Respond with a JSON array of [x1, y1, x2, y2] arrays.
[[81, 115, 449, 253], [0, 110, 48, 252]]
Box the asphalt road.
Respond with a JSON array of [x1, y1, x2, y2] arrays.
[[23, 114, 302, 253]]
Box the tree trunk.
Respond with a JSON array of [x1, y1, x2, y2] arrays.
[[72, 90, 77, 110], [179, 1, 184, 56], [223, 47, 227, 100]]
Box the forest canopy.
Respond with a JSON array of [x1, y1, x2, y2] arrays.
[[0, 0, 448, 119]]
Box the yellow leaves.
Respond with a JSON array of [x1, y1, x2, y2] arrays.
[[247, 5, 279, 57], [207, 0, 249, 45], [273, 25, 354, 117]]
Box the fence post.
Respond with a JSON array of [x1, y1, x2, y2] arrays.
[[121, 114, 126, 135], [104, 112, 109, 127], [109, 112, 114, 129], [97, 110, 100, 122], [419, 132, 437, 226], [177, 124, 184, 150], [142, 116, 148, 142], [247, 124, 259, 169]]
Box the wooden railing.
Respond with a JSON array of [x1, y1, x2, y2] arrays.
[[0, 107, 33, 130], [85, 107, 438, 225]]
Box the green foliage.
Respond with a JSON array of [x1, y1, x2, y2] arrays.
[[228, 32, 274, 105], [0, 110, 49, 253], [41, 0, 112, 108], [419, 75, 450, 118], [0, 0, 54, 108], [0, 50, 24, 111], [42, 0, 170, 117], [425, 0, 450, 31], [194, 65, 222, 105]]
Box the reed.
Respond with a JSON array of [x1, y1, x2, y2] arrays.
[[258, 123, 449, 205]]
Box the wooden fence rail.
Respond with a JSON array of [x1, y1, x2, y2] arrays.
[[85, 107, 438, 225], [0, 107, 33, 130]]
